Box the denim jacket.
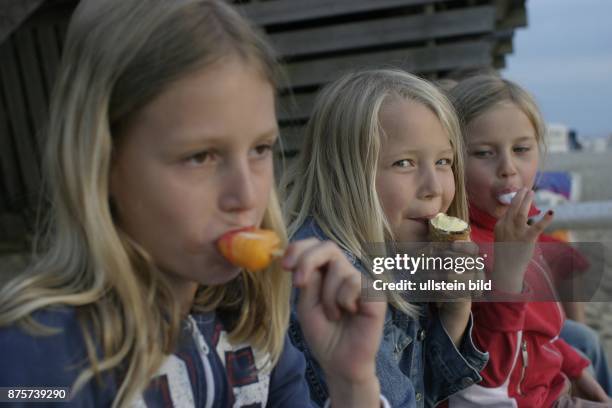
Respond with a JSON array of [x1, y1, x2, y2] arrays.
[[288, 217, 489, 407]]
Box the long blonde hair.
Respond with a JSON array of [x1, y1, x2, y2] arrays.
[[449, 74, 547, 151], [281, 69, 468, 317], [0, 0, 290, 406]]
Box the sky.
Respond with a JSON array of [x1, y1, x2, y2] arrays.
[[502, 0, 612, 138]]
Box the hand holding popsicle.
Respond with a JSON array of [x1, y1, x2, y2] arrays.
[[217, 230, 386, 407], [282, 239, 386, 407]]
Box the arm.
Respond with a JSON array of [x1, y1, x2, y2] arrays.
[[283, 239, 386, 408], [554, 337, 590, 380], [555, 338, 610, 402], [425, 309, 489, 404], [469, 299, 529, 387]]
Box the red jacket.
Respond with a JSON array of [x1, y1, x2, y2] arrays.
[[449, 204, 589, 408]]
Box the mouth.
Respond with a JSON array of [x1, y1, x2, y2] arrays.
[[407, 215, 437, 226], [216, 225, 255, 242], [496, 188, 520, 205]]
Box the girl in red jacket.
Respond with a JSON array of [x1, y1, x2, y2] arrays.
[[447, 75, 610, 407]]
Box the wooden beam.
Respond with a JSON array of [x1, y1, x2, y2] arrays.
[[495, 38, 513, 55], [0, 88, 23, 213], [35, 24, 61, 97], [0, 0, 44, 43], [0, 213, 28, 245], [283, 40, 493, 89], [278, 92, 316, 123], [278, 41, 494, 122], [494, 0, 511, 21], [279, 125, 307, 152], [238, 0, 441, 26], [270, 6, 496, 59], [493, 55, 506, 69], [499, 5, 527, 30], [14, 29, 48, 155], [0, 40, 41, 200]]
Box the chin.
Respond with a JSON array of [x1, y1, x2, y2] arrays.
[[193, 262, 242, 287]]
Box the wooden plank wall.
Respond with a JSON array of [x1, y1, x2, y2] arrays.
[[0, 0, 526, 246], [236, 0, 526, 153]]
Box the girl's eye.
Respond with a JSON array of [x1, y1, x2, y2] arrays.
[[392, 159, 415, 168], [185, 151, 213, 165], [472, 150, 493, 158], [514, 146, 531, 153], [251, 143, 274, 158], [436, 158, 453, 166]]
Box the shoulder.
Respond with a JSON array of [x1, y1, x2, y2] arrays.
[[0, 306, 90, 387], [292, 217, 359, 267], [291, 217, 328, 242]]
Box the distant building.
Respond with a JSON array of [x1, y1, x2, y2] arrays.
[[546, 123, 570, 153]]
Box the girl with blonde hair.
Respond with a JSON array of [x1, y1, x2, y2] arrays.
[[281, 69, 488, 407], [448, 74, 610, 407], [0, 1, 388, 406]]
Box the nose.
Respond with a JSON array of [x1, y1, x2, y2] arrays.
[[219, 157, 257, 214], [497, 150, 518, 179], [417, 165, 443, 200]]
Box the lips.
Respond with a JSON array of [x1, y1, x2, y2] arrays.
[[495, 187, 520, 205], [216, 225, 255, 242]]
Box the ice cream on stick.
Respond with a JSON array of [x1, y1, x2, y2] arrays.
[[428, 212, 471, 242], [217, 227, 283, 271], [498, 191, 517, 205]]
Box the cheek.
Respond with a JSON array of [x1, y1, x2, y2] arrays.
[[465, 160, 492, 192], [256, 162, 274, 206], [376, 174, 406, 221], [438, 171, 456, 213], [521, 158, 539, 189]]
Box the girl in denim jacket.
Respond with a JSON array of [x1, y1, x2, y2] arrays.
[[280, 69, 489, 407]]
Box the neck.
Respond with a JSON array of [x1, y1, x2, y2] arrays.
[[165, 275, 199, 317]]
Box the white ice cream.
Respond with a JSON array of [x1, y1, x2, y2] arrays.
[[430, 212, 468, 232], [498, 191, 517, 205]]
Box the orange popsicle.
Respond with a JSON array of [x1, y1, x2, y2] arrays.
[[217, 227, 282, 271]]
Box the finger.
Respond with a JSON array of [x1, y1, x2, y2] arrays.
[[292, 241, 342, 288], [320, 258, 349, 320], [517, 190, 534, 224], [525, 210, 554, 241], [282, 238, 320, 270], [296, 263, 323, 317], [335, 273, 361, 314], [496, 189, 525, 233], [508, 188, 528, 219], [450, 240, 479, 256]]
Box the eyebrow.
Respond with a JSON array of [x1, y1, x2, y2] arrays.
[[468, 135, 536, 145], [175, 127, 279, 144], [254, 128, 280, 141], [384, 147, 454, 158]]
